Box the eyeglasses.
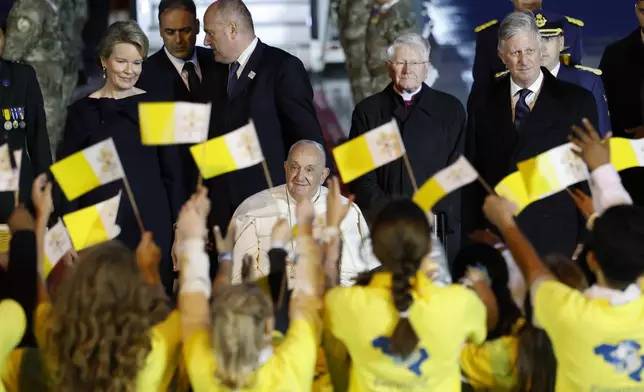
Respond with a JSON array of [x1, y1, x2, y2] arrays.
[[388, 61, 429, 68]]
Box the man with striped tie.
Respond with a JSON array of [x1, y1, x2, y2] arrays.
[[463, 11, 598, 257]]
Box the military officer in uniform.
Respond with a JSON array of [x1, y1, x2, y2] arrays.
[[0, 22, 53, 222], [471, 1, 584, 95], [539, 20, 610, 136], [3, 0, 87, 153]]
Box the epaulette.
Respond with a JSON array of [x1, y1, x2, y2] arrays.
[[495, 70, 510, 78], [574, 65, 602, 76], [565, 16, 584, 27], [475, 19, 498, 33]]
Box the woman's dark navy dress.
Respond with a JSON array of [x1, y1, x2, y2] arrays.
[[56, 93, 184, 294]]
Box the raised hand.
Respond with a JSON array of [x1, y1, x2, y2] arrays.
[[8, 205, 35, 233], [31, 174, 53, 220], [569, 118, 611, 172], [482, 196, 518, 231], [326, 176, 354, 228], [567, 188, 595, 219], [213, 223, 236, 255]]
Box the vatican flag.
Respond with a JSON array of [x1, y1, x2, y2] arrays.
[[413, 156, 479, 211], [0, 144, 22, 191], [517, 143, 589, 200], [63, 192, 122, 251], [139, 102, 211, 145], [609, 137, 644, 171], [51, 138, 124, 201], [333, 119, 405, 183], [494, 172, 532, 214], [190, 121, 264, 179], [43, 219, 73, 277]]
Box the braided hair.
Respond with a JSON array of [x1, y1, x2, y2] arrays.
[[371, 199, 432, 358]]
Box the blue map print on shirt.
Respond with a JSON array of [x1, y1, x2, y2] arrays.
[[372, 336, 430, 377], [594, 340, 644, 382]]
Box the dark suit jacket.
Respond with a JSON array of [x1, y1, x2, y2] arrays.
[[472, 10, 584, 95], [557, 65, 610, 137], [348, 83, 466, 257], [0, 59, 51, 222], [464, 68, 598, 256], [136, 46, 217, 200], [599, 28, 644, 136], [206, 39, 326, 232]]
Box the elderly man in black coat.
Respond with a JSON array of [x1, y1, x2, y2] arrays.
[[348, 32, 466, 260], [463, 11, 598, 257]]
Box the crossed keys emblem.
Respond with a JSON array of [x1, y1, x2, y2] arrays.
[[239, 133, 260, 160], [560, 149, 585, 178], [48, 229, 66, 256], [181, 109, 204, 133], [446, 166, 468, 184], [376, 132, 402, 158], [97, 147, 119, 175]]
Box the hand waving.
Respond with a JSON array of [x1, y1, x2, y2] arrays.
[[569, 118, 611, 172], [567, 188, 595, 219], [31, 174, 53, 220], [482, 196, 518, 231], [326, 176, 354, 228]]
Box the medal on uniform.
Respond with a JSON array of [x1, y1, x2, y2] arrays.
[[2, 109, 11, 131], [10, 108, 18, 129], [17, 108, 25, 129]]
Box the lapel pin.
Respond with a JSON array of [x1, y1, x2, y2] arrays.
[[2, 80, 9, 87], [248, 71, 256, 80]]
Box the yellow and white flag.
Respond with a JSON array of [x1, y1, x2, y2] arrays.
[[413, 156, 479, 211], [63, 192, 122, 251], [51, 138, 124, 201], [0, 144, 22, 191], [333, 119, 405, 183], [494, 172, 532, 214], [0, 224, 10, 254], [43, 219, 73, 277], [190, 121, 264, 179], [610, 137, 644, 171], [139, 101, 211, 145], [517, 143, 589, 200]]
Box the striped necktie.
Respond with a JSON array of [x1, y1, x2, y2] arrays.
[[227, 61, 240, 97], [514, 88, 531, 130]]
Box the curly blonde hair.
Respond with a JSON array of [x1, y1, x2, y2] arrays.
[[49, 241, 169, 392], [210, 283, 273, 389]]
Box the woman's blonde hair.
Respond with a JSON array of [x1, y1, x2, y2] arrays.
[[98, 20, 149, 65], [210, 283, 273, 389], [49, 241, 169, 392]]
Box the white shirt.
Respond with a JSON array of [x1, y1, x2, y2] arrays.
[[163, 47, 202, 91], [549, 62, 561, 78], [232, 37, 259, 78], [510, 69, 544, 109]]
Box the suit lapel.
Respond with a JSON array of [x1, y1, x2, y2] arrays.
[[490, 77, 515, 153], [229, 40, 265, 101]]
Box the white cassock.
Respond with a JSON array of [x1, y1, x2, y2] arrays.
[[230, 184, 380, 286]]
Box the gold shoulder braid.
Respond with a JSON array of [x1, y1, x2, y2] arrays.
[[474, 19, 498, 33]]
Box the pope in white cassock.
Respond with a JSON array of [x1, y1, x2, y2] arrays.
[[230, 140, 380, 286]]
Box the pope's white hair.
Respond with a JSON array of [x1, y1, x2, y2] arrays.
[[386, 33, 431, 61], [287, 140, 326, 167]]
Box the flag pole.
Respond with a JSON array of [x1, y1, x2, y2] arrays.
[[196, 139, 207, 190], [121, 175, 145, 233], [477, 176, 496, 195], [260, 159, 274, 189], [402, 153, 418, 192]]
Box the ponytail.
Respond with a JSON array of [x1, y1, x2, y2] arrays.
[[389, 261, 419, 357]]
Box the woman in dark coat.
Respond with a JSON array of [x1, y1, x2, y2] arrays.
[[56, 21, 184, 296]]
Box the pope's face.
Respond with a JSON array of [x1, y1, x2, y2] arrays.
[[284, 144, 330, 202]]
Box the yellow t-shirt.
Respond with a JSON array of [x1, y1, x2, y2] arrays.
[[535, 280, 644, 391], [183, 317, 320, 391], [325, 271, 487, 392], [34, 303, 181, 391], [460, 321, 523, 391], [0, 300, 26, 392]]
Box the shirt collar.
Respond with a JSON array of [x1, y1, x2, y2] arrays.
[[550, 62, 561, 78], [584, 279, 644, 306], [394, 84, 422, 101], [510, 69, 544, 97], [163, 47, 199, 73], [234, 36, 259, 75], [378, 0, 400, 13]]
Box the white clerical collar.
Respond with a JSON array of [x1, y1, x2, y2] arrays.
[[584, 280, 643, 306], [549, 62, 561, 78], [164, 46, 200, 75], [378, 0, 400, 13], [233, 36, 259, 78], [510, 69, 544, 97], [394, 84, 422, 101]]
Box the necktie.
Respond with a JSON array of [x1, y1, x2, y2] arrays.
[[514, 88, 531, 130], [404, 99, 414, 115], [227, 61, 240, 97], [182, 62, 200, 94]]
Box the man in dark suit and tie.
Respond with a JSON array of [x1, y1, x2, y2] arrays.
[[136, 0, 218, 200], [202, 0, 327, 234], [464, 11, 598, 257]]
